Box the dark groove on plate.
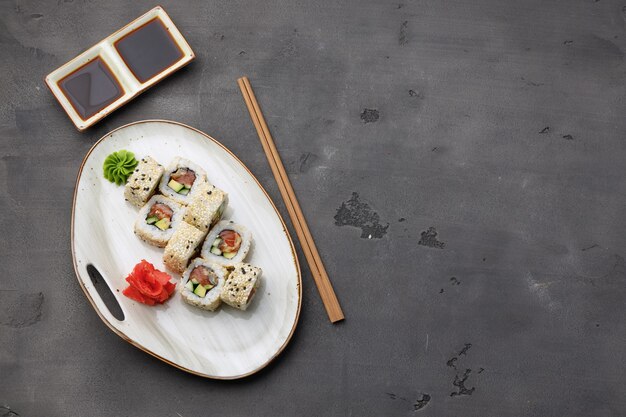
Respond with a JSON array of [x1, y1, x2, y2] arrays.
[[86, 264, 125, 321]]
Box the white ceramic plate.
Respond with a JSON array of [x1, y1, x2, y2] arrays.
[[72, 120, 301, 379]]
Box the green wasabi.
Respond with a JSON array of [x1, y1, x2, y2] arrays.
[[103, 150, 138, 185]]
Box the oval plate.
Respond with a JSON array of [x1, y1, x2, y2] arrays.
[[71, 120, 302, 379]]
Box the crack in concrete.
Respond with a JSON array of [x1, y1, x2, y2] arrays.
[[1, 405, 20, 417], [334, 192, 389, 238], [298, 152, 318, 173], [447, 343, 482, 397], [360, 108, 379, 123], [399, 21, 408, 45], [458, 343, 472, 356], [451, 368, 476, 397], [418, 227, 445, 249], [0, 291, 44, 328], [446, 357, 458, 370], [413, 394, 431, 411], [386, 392, 431, 412]]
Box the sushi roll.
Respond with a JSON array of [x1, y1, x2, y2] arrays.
[[163, 222, 206, 274], [179, 258, 228, 311], [124, 156, 164, 207], [134, 195, 184, 247], [201, 221, 252, 266], [158, 157, 207, 205], [220, 263, 262, 311], [182, 182, 228, 233]]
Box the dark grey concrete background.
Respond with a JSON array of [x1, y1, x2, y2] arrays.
[[1, 0, 626, 415]]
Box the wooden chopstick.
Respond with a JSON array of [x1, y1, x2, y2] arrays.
[[237, 76, 344, 323]]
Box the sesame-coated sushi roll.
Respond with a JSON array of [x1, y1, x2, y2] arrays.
[[134, 195, 184, 248], [158, 157, 207, 205], [163, 222, 206, 274], [182, 182, 228, 233], [200, 221, 252, 266], [220, 263, 262, 311], [179, 258, 228, 311], [124, 156, 164, 207]]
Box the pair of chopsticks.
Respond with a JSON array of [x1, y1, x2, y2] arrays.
[[237, 77, 344, 323]]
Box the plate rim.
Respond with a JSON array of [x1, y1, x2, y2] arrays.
[[71, 119, 302, 379]]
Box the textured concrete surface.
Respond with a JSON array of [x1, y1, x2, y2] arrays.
[[2, 0, 626, 416]]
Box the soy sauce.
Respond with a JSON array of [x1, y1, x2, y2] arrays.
[[114, 18, 184, 83], [58, 57, 124, 120]]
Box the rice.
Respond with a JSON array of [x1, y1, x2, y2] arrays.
[[163, 222, 206, 274], [158, 157, 208, 205], [124, 156, 164, 207], [220, 263, 262, 311], [182, 182, 228, 232], [200, 221, 252, 266], [134, 195, 184, 247], [179, 258, 228, 311]]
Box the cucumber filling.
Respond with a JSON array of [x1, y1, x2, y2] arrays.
[[146, 203, 173, 230], [167, 179, 184, 192], [154, 218, 170, 231], [187, 266, 218, 298], [169, 168, 196, 194], [213, 231, 242, 259], [193, 285, 206, 297]]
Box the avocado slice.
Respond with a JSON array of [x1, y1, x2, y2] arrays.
[[146, 216, 159, 225], [154, 218, 170, 231], [168, 179, 184, 192], [178, 188, 190, 196], [193, 284, 207, 297], [203, 284, 214, 291], [184, 280, 194, 291], [212, 237, 222, 247], [210, 247, 222, 256], [223, 251, 237, 259]]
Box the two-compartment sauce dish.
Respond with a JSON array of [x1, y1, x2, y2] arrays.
[[46, 6, 195, 131]]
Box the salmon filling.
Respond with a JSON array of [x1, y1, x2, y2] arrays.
[[247, 287, 256, 303], [146, 203, 173, 230], [186, 265, 219, 297], [209, 229, 242, 259], [167, 167, 197, 196], [171, 167, 196, 187]]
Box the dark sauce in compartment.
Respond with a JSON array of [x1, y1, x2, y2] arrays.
[[58, 57, 124, 120], [114, 18, 184, 83]]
